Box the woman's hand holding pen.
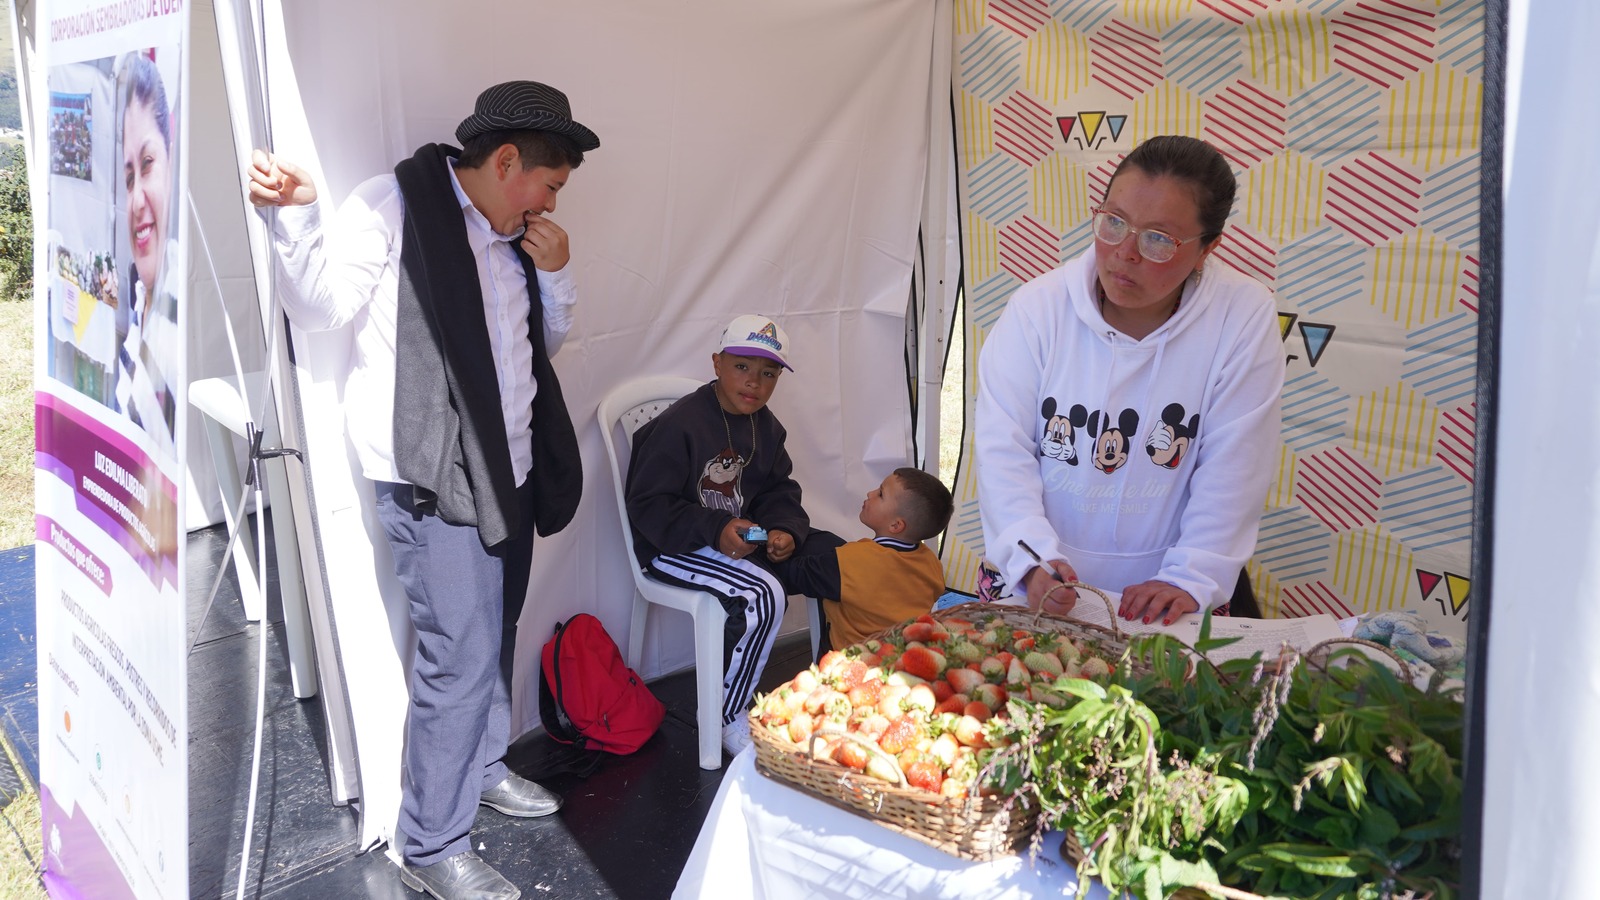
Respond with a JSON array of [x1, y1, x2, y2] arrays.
[[1024, 560, 1078, 616]]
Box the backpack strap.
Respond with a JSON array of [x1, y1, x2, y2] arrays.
[[539, 618, 583, 745], [520, 745, 605, 782]]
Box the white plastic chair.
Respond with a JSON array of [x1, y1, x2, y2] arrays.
[[598, 376, 729, 770]]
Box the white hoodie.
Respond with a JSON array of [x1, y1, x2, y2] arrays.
[[976, 246, 1284, 609]]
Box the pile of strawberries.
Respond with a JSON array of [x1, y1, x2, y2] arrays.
[[753, 610, 1116, 799]]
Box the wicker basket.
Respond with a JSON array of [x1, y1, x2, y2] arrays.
[[748, 588, 1134, 862], [750, 723, 1034, 861]]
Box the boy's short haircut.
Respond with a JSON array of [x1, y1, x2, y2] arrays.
[[458, 128, 586, 170], [892, 467, 954, 544]]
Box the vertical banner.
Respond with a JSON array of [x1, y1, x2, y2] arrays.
[[945, 0, 1481, 637], [33, 2, 188, 899]]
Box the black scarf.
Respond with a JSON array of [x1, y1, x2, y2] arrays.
[[391, 143, 581, 546]]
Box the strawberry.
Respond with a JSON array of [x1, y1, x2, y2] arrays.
[[942, 617, 974, 633], [865, 753, 902, 784], [1080, 656, 1112, 679], [818, 650, 848, 675], [977, 628, 1004, 649], [832, 660, 870, 691], [1013, 632, 1036, 653], [1056, 639, 1082, 664], [904, 759, 944, 794], [804, 687, 843, 717], [781, 687, 807, 717], [979, 656, 1006, 684], [858, 651, 883, 668], [902, 622, 950, 644], [833, 739, 870, 771], [886, 670, 927, 688], [928, 732, 960, 768], [963, 701, 992, 722], [1005, 657, 1032, 687], [945, 666, 986, 695], [877, 684, 910, 718], [896, 646, 946, 681], [787, 711, 816, 744], [847, 680, 884, 708], [857, 713, 890, 741], [758, 690, 789, 726], [810, 735, 842, 762], [931, 680, 955, 704], [914, 613, 938, 625], [996, 651, 1016, 667], [793, 669, 820, 694], [934, 693, 969, 716], [905, 684, 938, 715], [953, 714, 990, 748], [1023, 651, 1064, 678], [971, 683, 1008, 711], [944, 638, 983, 666], [939, 776, 969, 799], [879, 715, 921, 754], [1029, 685, 1068, 709]]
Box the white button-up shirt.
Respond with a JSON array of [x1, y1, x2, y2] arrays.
[[270, 160, 576, 486]]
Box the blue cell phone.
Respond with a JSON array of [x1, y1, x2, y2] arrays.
[[741, 526, 768, 543]]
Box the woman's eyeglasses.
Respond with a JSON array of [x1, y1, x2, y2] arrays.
[[1091, 208, 1204, 264]]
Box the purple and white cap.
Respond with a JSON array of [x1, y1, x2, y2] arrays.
[[718, 315, 794, 371]]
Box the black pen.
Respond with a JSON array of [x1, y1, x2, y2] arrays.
[[1017, 540, 1074, 608]]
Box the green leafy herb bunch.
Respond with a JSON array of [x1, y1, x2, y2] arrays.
[[985, 615, 1464, 900]]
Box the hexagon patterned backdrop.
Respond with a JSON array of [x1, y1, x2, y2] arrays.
[[943, 0, 1480, 635]]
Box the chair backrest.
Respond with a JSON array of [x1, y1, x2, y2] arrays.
[[597, 376, 706, 575]]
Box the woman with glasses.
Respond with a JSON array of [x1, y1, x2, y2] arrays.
[[976, 135, 1284, 626]]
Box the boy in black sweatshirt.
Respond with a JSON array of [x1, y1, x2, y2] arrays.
[[625, 315, 808, 756]]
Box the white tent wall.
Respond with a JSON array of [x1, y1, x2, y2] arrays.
[[185, 0, 268, 529], [1483, 1, 1600, 895], [223, 0, 945, 853]]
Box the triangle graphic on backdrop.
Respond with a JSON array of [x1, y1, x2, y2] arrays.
[[1415, 569, 1441, 599], [1444, 572, 1471, 615], [1056, 116, 1076, 143], [1079, 111, 1106, 143], [1299, 322, 1336, 366], [1106, 115, 1127, 142], [1278, 312, 1298, 341]]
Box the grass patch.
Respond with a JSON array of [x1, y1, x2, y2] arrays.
[[0, 298, 30, 550]]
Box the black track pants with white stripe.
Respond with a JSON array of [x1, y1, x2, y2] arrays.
[[646, 547, 787, 726]]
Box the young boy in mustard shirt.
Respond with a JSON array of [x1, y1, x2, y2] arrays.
[[776, 467, 952, 654]]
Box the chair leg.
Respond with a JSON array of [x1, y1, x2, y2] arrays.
[[627, 591, 650, 672], [693, 605, 726, 770]]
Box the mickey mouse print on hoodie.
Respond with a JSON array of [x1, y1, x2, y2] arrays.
[[977, 244, 1284, 611]]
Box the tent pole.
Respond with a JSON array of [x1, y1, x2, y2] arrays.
[[916, 0, 957, 477]]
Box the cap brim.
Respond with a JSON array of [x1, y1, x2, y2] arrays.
[[723, 346, 793, 371]]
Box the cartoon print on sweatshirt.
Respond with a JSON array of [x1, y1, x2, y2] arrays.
[[1145, 402, 1200, 470], [1040, 397, 1089, 464], [1087, 408, 1140, 475], [698, 448, 744, 515]]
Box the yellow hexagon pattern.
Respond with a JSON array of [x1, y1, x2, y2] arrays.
[[1242, 150, 1327, 245]]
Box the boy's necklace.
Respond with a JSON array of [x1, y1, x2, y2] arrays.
[[717, 390, 757, 465]]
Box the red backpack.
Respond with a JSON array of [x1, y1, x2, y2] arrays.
[[538, 614, 665, 755]]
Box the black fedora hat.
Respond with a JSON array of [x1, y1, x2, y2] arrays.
[[455, 80, 600, 151]]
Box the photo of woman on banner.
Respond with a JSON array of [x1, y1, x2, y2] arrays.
[[110, 49, 179, 457]]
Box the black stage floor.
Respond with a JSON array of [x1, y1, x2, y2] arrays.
[[5, 518, 813, 899]]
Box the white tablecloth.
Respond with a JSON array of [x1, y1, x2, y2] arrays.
[[673, 750, 1108, 899]]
